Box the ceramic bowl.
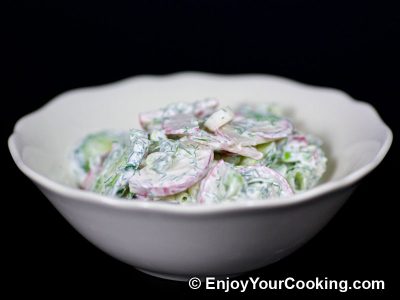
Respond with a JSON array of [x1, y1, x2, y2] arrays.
[[8, 73, 392, 280]]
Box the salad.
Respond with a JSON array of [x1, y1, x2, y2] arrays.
[[71, 99, 327, 204]]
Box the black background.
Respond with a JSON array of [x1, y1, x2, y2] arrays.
[[3, 0, 399, 297]]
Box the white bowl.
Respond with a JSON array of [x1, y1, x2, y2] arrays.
[[8, 72, 392, 281]]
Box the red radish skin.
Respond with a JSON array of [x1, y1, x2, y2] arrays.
[[129, 143, 214, 197]]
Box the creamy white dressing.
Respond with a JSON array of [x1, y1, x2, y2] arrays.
[[71, 100, 327, 203]]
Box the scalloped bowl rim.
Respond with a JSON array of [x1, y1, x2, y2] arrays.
[[8, 72, 393, 215]]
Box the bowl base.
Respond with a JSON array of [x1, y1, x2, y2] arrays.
[[136, 268, 243, 282]]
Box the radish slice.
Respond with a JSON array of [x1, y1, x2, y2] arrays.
[[204, 107, 234, 132], [184, 130, 263, 160], [237, 166, 294, 199], [222, 143, 263, 160], [139, 98, 219, 131], [218, 117, 293, 146], [129, 141, 213, 197], [193, 98, 219, 118], [162, 114, 200, 135], [181, 129, 234, 149]]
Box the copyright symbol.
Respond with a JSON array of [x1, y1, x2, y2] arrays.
[[188, 277, 201, 289]]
